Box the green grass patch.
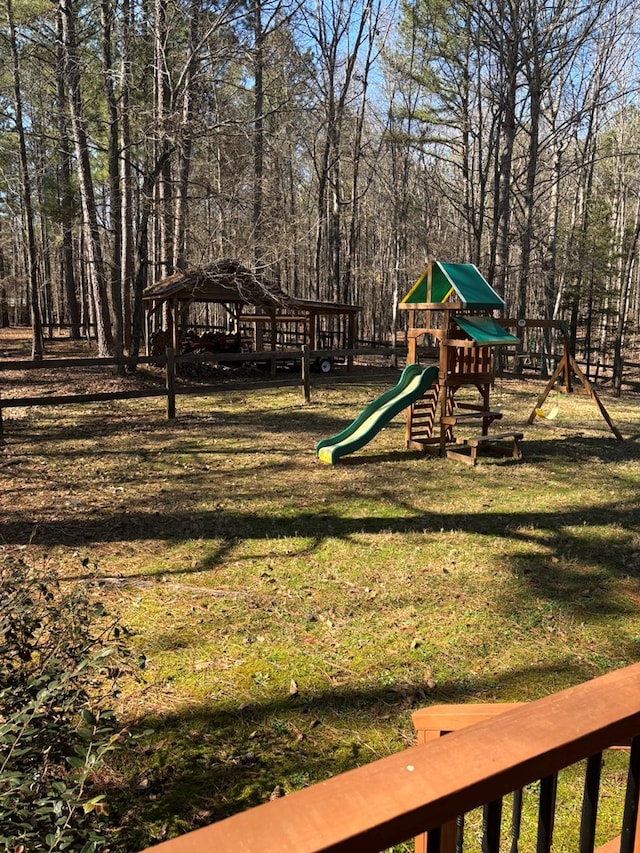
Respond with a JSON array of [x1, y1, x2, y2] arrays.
[[2, 373, 640, 847]]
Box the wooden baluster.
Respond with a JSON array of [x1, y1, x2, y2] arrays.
[[165, 346, 176, 420], [621, 736, 640, 853], [537, 774, 557, 853], [579, 752, 603, 853]]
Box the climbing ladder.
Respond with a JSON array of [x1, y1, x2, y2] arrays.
[[406, 381, 440, 448]]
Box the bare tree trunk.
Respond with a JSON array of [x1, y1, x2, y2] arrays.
[[252, 0, 264, 268], [59, 0, 113, 355], [38, 209, 54, 336], [102, 0, 125, 373], [343, 1, 380, 305], [461, 11, 495, 265], [516, 75, 541, 323], [491, 61, 518, 301], [6, 0, 43, 359], [613, 190, 640, 395], [54, 7, 81, 340], [173, 0, 201, 272], [120, 0, 135, 352], [154, 0, 173, 278], [307, 0, 376, 303], [131, 153, 172, 357], [0, 239, 8, 327], [565, 97, 601, 358]]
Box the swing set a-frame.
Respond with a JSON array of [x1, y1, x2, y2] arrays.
[[522, 321, 623, 440]]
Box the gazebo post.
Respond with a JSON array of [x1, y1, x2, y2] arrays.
[[347, 311, 355, 370], [309, 311, 317, 350], [270, 311, 277, 377], [145, 305, 151, 356], [170, 298, 180, 352]]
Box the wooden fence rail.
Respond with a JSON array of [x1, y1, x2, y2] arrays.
[[0, 345, 399, 442]]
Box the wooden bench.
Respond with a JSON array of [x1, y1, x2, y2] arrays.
[[440, 410, 505, 456], [441, 410, 503, 430], [446, 431, 524, 466]]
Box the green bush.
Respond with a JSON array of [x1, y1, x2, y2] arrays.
[[0, 557, 142, 852]]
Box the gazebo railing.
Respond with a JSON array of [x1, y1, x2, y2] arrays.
[[144, 664, 640, 853]]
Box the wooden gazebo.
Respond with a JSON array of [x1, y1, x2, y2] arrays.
[[142, 259, 361, 360]]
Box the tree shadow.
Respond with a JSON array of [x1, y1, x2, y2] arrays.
[[520, 435, 640, 464], [4, 392, 639, 845], [113, 655, 638, 845], [2, 492, 626, 623]]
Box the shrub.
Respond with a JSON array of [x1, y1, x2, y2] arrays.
[[0, 557, 142, 852]]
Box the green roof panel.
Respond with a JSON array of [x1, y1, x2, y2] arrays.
[[439, 262, 504, 309], [402, 262, 505, 309], [426, 265, 454, 303], [453, 316, 520, 346]]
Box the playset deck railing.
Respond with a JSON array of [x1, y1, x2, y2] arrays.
[[144, 663, 640, 853]]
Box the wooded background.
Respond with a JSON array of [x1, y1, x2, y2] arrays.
[[1, 0, 639, 392]]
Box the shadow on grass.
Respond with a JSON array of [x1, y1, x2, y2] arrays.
[[6, 404, 392, 454], [3, 494, 634, 624], [8, 494, 636, 556], [113, 654, 637, 846], [334, 448, 434, 465], [7, 386, 638, 467], [518, 435, 637, 463], [5, 392, 639, 845]]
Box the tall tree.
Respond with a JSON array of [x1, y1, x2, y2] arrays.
[[58, 0, 113, 355], [101, 0, 124, 371], [119, 0, 135, 349], [6, 0, 43, 359], [303, 0, 380, 302], [154, 0, 174, 279], [54, 11, 81, 339]]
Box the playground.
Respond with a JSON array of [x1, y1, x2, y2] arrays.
[[315, 262, 624, 466], [1, 329, 640, 844]]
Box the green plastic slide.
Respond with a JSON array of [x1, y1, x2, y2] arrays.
[[315, 364, 439, 464]]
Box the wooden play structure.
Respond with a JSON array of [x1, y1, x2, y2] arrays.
[[399, 262, 523, 465], [398, 262, 623, 463]]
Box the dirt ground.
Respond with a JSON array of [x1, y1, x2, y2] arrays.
[[0, 326, 165, 397]]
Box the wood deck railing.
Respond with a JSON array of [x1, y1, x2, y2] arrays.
[[412, 701, 640, 853], [144, 663, 640, 853]]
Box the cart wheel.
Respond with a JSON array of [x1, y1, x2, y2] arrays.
[[318, 357, 333, 374]]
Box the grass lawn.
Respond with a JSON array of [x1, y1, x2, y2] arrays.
[[2, 352, 640, 849]]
